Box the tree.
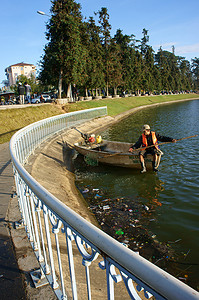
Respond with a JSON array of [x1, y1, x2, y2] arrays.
[[39, 0, 84, 99], [114, 29, 136, 93], [191, 57, 199, 90], [13, 74, 39, 95], [140, 28, 149, 56], [179, 59, 192, 91], [155, 49, 172, 91], [81, 17, 105, 97], [108, 38, 123, 95], [98, 7, 112, 96]]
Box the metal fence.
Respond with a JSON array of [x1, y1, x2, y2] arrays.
[[9, 107, 198, 300]]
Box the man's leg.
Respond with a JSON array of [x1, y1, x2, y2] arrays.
[[152, 153, 158, 172], [139, 152, 146, 173]]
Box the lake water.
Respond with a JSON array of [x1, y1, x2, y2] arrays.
[[74, 99, 199, 290]]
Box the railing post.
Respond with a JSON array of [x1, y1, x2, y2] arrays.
[[82, 260, 92, 300], [52, 225, 67, 300], [36, 201, 50, 274], [65, 227, 78, 300], [43, 205, 59, 290]]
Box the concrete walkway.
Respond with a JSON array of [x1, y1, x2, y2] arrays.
[[0, 143, 26, 299], [0, 143, 56, 299]]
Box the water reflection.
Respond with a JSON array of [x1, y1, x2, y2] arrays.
[[136, 175, 165, 207]]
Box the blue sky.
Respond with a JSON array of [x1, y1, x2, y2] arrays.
[[1, 0, 199, 88]]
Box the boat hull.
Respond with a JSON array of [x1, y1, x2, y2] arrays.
[[74, 140, 154, 169]]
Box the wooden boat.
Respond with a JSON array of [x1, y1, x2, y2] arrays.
[[73, 140, 154, 169]]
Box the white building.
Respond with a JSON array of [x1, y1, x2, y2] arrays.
[[5, 62, 36, 86]]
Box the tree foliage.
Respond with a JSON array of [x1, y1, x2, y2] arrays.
[[39, 1, 197, 97], [191, 57, 199, 89]]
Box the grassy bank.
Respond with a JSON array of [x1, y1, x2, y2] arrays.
[[1, 94, 198, 144], [66, 93, 199, 116], [0, 104, 64, 144]]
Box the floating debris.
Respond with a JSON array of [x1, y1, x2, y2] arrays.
[[95, 194, 102, 198], [168, 239, 182, 244], [184, 249, 191, 259], [77, 183, 176, 280], [82, 188, 89, 193], [143, 205, 150, 211], [116, 229, 124, 235], [103, 205, 110, 210]]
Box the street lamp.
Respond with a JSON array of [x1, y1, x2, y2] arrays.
[[37, 11, 50, 17]]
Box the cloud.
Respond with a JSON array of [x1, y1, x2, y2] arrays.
[[175, 43, 199, 55], [154, 42, 178, 49], [160, 42, 177, 48], [153, 42, 199, 59]]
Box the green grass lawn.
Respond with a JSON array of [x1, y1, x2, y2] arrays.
[[1, 94, 198, 144], [0, 104, 64, 144], [66, 93, 199, 116]]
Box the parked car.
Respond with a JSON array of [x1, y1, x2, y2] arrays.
[[31, 97, 40, 104], [41, 94, 51, 102]]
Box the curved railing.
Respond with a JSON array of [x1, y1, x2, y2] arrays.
[[9, 107, 198, 300]]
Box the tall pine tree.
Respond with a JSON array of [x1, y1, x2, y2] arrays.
[[39, 0, 84, 98]]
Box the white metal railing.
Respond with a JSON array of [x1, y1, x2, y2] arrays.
[[9, 107, 198, 300]]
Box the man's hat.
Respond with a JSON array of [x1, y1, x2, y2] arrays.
[[142, 124, 150, 131]]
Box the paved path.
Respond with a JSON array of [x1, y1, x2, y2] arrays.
[[0, 143, 26, 299]]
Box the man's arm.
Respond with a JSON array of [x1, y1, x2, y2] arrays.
[[129, 136, 142, 152], [156, 133, 176, 143]]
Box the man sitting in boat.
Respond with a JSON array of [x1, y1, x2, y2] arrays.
[[129, 124, 176, 173]]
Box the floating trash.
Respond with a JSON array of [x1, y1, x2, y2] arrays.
[[130, 223, 135, 227], [143, 205, 150, 211], [102, 199, 110, 202], [116, 229, 124, 235], [95, 194, 102, 198], [76, 183, 178, 282], [103, 205, 110, 210], [84, 154, 98, 166]]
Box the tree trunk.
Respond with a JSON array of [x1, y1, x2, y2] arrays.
[[58, 68, 63, 99], [106, 81, 109, 96], [67, 84, 72, 100], [85, 87, 88, 98]]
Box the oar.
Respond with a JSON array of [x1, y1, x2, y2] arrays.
[[100, 134, 198, 158], [133, 134, 198, 152]]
